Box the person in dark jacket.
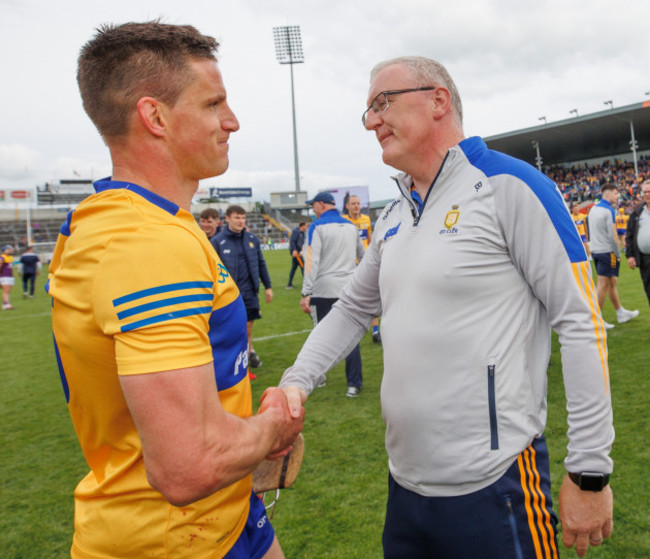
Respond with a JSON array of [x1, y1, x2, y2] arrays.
[[625, 179, 650, 304], [286, 222, 307, 289], [19, 245, 41, 298], [212, 205, 272, 369]]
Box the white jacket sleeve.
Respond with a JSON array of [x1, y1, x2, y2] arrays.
[[493, 174, 614, 474], [280, 233, 382, 394]]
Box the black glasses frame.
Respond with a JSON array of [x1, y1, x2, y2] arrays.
[[362, 87, 436, 125]]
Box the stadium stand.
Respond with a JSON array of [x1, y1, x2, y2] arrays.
[[546, 156, 649, 206]]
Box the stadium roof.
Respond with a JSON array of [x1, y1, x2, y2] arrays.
[[484, 100, 650, 168]]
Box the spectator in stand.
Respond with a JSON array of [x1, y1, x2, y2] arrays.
[[19, 245, 41, 298], [213, 205, 272, 370], [625, 179, 650, 305], [343, 194, 382, 343], [1, 245, 15, 310], [588, 183, 639, 328], [286, 221, 307, 289], [546, 156, 649, 204], [198, 207, 223, 241]]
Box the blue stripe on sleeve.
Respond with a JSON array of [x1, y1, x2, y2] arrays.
[[462, 138, 587, 263], [116, 293, 214, 319], [120, 306, 213, 332], [113, 281, 213, 307]]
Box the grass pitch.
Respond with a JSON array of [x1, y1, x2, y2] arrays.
[[1, 250, 648, 558]]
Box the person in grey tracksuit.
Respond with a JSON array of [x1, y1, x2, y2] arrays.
[[300, 191, 365, 397], [588, 183, 639, 327], [281, 56, 614, 559]]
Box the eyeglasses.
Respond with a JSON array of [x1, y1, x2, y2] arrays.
[[362, 87, 436, 126]]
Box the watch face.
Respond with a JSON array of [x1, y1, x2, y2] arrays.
[[584, 475, 607, 491], [571, 472, 610, 492]]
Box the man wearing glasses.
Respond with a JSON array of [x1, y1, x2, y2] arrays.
[[282, 56, 614, 558]]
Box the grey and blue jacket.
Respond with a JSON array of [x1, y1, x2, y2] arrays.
[[282, 136, 614, 497], [301, 209, 365, 299]]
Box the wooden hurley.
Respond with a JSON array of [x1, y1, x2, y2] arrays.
[[253, 433, 305, 493]]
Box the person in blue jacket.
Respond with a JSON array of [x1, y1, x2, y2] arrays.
[[286, 222, 307, 289], [212, 205, 272, 369]]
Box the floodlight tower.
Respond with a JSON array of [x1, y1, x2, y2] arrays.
[[273, 25, 304, 193]]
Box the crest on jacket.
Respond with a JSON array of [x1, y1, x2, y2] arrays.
[[444, 205, 460, 230]]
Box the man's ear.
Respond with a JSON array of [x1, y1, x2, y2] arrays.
[[431, 87, 452, 120], [136, 97, 167, 137]]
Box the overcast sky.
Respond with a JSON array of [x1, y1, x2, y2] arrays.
[[1, 0, 648, 202]]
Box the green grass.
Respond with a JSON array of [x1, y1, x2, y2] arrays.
[[1, 252, 648, 558]]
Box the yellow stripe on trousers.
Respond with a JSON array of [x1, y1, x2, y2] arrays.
[[518, 444, 559, 559]]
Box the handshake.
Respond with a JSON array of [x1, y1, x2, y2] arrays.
[[254, 386, 308, 492]]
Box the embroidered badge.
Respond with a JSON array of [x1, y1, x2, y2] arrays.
[[440, 205, 460, 235], [444, 205, 460, 229]]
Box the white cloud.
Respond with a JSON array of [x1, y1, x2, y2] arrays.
[[0, 144, 40, 182], [1, 0, 648, 201]]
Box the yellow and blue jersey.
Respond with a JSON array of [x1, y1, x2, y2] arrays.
[[343, 213, 372, 249], [47, 179, 251, 558], [572, 213, 588, 241], [615, 211, 629, 235]]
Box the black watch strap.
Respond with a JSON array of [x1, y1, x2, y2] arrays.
[[568, 472, 610, 492]]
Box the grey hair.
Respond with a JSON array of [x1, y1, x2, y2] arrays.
[[370, 56, 463, 125]]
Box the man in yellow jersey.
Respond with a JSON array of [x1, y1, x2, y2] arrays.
[[571, 203, 590, 257], [616, 207, 629, 250], [47, 21, 303, 559], [343, 194, 381, 342], [343, 194, 372, 248]]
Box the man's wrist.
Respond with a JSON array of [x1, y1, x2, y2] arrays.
[[568, 471, 611, 492]]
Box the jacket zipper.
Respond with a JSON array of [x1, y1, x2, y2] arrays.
[[488, 364, 499, 450], [506, 497, 524, 559], [394, 152, 450, 226]]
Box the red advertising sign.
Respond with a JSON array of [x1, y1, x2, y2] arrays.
[[10, 190, 29, 199]]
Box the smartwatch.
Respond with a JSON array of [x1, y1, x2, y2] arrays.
[[568, 472, 610, 492]]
